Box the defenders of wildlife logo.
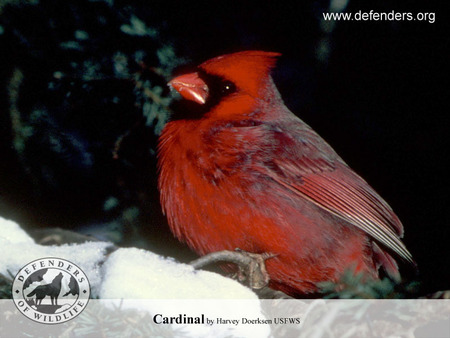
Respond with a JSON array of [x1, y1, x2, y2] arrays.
[[12, 257, 90, 324]]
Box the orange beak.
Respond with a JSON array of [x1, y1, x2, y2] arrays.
[[168, 72, 209, 105]]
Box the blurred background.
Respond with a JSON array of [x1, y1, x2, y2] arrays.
[[0, 0, 448, 296]]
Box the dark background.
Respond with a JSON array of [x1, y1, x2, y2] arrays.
[[0, 0, 448, 296]]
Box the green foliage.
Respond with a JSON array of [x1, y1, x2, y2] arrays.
[[318, 269, 420, 299], [0, 0, 187, 251]]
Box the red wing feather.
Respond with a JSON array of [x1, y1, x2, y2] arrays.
[[262, 127, 414, 265]]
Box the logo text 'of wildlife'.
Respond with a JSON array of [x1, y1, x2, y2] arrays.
[[12, 258, 90, 324]]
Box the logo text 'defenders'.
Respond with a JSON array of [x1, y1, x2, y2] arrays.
[[12, 257, 90, 324]]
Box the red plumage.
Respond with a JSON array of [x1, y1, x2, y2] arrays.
[[158, 51, 414, 296]]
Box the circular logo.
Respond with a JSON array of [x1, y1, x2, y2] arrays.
[[12, 257, 90, 324]]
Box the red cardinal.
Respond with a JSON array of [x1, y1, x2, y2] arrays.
[[158, 51, 415, 296]]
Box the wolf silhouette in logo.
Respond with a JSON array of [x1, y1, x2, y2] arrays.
[[27, 272, 64, 306]]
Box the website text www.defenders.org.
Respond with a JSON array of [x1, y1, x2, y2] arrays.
[[323, 10, 436, 24]]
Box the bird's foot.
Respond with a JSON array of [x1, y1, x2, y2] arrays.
[[233, 249, 278, 289], [190, 249, 277, 290]]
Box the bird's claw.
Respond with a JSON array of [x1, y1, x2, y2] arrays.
[[233, 249, 277, 290], [190, 249, 277, 290]]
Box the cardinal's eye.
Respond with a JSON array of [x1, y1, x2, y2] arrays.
[[221, 81, 236, 95]]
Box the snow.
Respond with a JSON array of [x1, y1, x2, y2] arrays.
[[98, 248, 268, 336], [1, 216, 270, 337], [0, 216, 110, 296], [0, 216, 34, 244], [99, 247, 257, 299]]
